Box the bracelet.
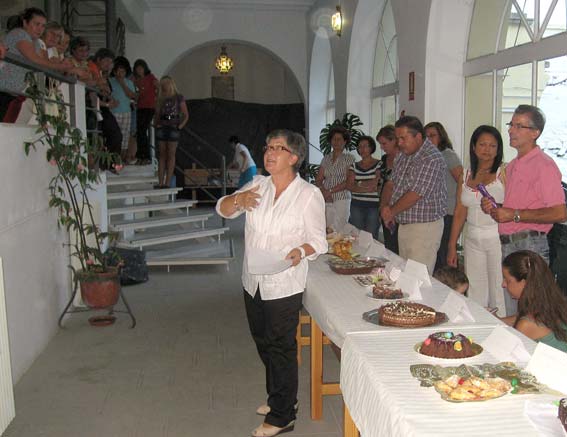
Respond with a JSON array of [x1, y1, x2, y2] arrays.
[[297, 246, 306, 259]]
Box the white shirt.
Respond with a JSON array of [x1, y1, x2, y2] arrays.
[[216, 174, 328, 300], [234, 143, 256, 172]]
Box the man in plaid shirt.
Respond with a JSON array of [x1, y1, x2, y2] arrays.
[[381, 116, 447, 273]]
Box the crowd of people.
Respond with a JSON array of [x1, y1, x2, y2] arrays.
[[0, 7, 187, 182]]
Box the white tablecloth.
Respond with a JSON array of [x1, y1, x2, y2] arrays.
[[340, 327, 553, 437], [304, 241, 502, 347]]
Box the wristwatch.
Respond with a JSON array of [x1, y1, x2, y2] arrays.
[[513, 209, 521, 223]]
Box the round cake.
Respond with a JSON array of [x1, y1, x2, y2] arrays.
[[419, 331, 476, 359], [377, 302, 437, 327], [372, 283, 403, 299]]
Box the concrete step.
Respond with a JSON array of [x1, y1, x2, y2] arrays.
[[107, 176, 158, 186], [145, 239, 234, 267], [107, 187, 181, 200], [116, 227, 229, 249], [108, 200, 197, 217], [110, 213, 213, 231]]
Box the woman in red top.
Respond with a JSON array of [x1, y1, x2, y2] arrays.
[[133, 59, 158, 165]]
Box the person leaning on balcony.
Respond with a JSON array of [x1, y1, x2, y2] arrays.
[[0, 8, 78, 122], [216, 129, 327, 437], [481, 104, 567, 316]]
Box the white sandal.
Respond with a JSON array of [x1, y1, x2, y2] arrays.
[[251, 421, 295, 437]]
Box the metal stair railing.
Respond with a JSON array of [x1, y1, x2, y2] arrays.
[[176, 127, 229, 203]]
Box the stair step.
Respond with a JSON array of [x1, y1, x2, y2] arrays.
[[108, 200, 197, 216], [107, 176, 158, 186], [107, 187, 181, 200], [145, 239, 234, 266], [117, 227, 229, 249], [110, 213, 213, 231]]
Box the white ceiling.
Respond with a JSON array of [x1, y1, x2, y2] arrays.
[[146, 0, 318, 11]]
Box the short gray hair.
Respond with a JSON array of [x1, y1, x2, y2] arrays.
[[514, 104, 546, 135], [265, 129, 306, 172]]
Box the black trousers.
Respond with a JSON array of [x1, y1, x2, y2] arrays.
[[136, 108, 155, 160], [435, 214, 453, 272], [244, 289, 302, 427], [381, 219, 399, 255]]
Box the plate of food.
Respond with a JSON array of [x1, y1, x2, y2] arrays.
[[414, 331, 484, 361], [363, 302, 447, 328], [328, 257, 385, 275], [367, 282, 406, 300], [434, 374, 511, 402]]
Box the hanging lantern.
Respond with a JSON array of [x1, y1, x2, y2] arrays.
[[215, 45, 234, 74]]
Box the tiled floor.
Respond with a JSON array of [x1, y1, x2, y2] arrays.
[[4, 212, 343, 437]]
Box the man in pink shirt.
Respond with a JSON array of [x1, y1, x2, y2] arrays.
[[482, 104, 567, 314]]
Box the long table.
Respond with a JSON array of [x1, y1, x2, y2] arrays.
[[303, 241, 502, 419], [340, 328, 551, 437]]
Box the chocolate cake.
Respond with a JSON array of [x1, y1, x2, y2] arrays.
[[419, 331, 476, 359], [559, 398, 567, 432], [377, 302, 437, 327], [372, 283, 403, 299]]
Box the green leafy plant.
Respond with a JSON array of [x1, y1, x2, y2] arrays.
[[23, 74, 118, 274]]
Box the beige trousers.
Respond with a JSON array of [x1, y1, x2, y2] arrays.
[[398, 219, 444, 275]]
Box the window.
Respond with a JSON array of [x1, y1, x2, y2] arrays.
[[370, 0, 398, 134], [465, 0, 567, 180], [326, 65, 335, 124]]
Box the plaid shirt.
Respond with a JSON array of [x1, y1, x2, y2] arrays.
[[390, 139, 447, 224]]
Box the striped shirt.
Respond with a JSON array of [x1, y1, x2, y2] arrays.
[[390, 139, 447, 224], [320, 152, 356, 202], [350, 160, 380, 203]]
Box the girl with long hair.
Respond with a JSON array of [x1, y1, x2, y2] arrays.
[[154, 76, 188, 188], [133, 59, 158, 165], [502, 250, 567, 352]]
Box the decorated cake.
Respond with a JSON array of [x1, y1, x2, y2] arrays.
[[377, 302, 437, 327], [559, 398, 567, 432], [419, 331, 476, 359], [372, 283, 403, 299]]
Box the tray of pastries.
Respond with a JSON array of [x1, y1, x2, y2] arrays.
[[328, 257, 385, 275]]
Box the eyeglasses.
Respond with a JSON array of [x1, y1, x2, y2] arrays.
[[263, 145, 292, 153], [506, 122, 536, 130]]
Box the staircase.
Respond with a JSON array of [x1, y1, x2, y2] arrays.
[[106, 165, 234, 270]]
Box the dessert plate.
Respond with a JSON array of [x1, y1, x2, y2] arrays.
[[413, 342, 484, 362], [362, 308, 448, 327], [366, 291, 408, 300]]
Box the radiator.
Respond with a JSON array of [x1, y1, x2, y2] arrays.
[[0, 258, 15, 432]]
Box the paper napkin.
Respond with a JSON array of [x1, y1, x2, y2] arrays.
[[365, 241, 385, 258], [439, 292, 475, 323], [481, 326, 532, 363], [526, 342, 567, 395], [387, 265, 402, 282], [395, 271, 422, 300], [404, 259, 432, 288], [357, 230, 374, 251]]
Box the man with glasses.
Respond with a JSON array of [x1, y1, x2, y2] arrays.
[[482, 104, 567, 314]]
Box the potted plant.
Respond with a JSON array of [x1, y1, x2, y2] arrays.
[[23, 74, 121, 310], [303, 112, 366, 182]]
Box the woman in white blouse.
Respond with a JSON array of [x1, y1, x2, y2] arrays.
[[216, 129, 327, 437]]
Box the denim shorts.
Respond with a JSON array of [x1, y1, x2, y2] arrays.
[[155, 126, 180, 142]]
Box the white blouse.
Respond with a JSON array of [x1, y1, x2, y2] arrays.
[[461, 167, 505, 238], [216, 174, 328, 300]]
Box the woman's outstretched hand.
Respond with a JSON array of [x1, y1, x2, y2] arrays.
[[236, 185, 261, 211]]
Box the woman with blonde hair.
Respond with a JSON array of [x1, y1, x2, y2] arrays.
[[154, 76, 188, 188]]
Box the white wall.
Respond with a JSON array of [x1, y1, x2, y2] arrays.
[[125, 4, 308, 102], [0, 125, 70, 383], [168, 42, 303, 104], [425, 0, 474, 159]]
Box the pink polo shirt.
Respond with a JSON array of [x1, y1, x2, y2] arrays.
[[500, 146, 564, 235]]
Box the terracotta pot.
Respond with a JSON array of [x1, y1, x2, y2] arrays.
[[77, 267, 120, 309]]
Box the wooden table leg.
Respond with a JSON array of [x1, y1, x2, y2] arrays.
[[343, 403, 360, 437], [310, 317, 323, 420]]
